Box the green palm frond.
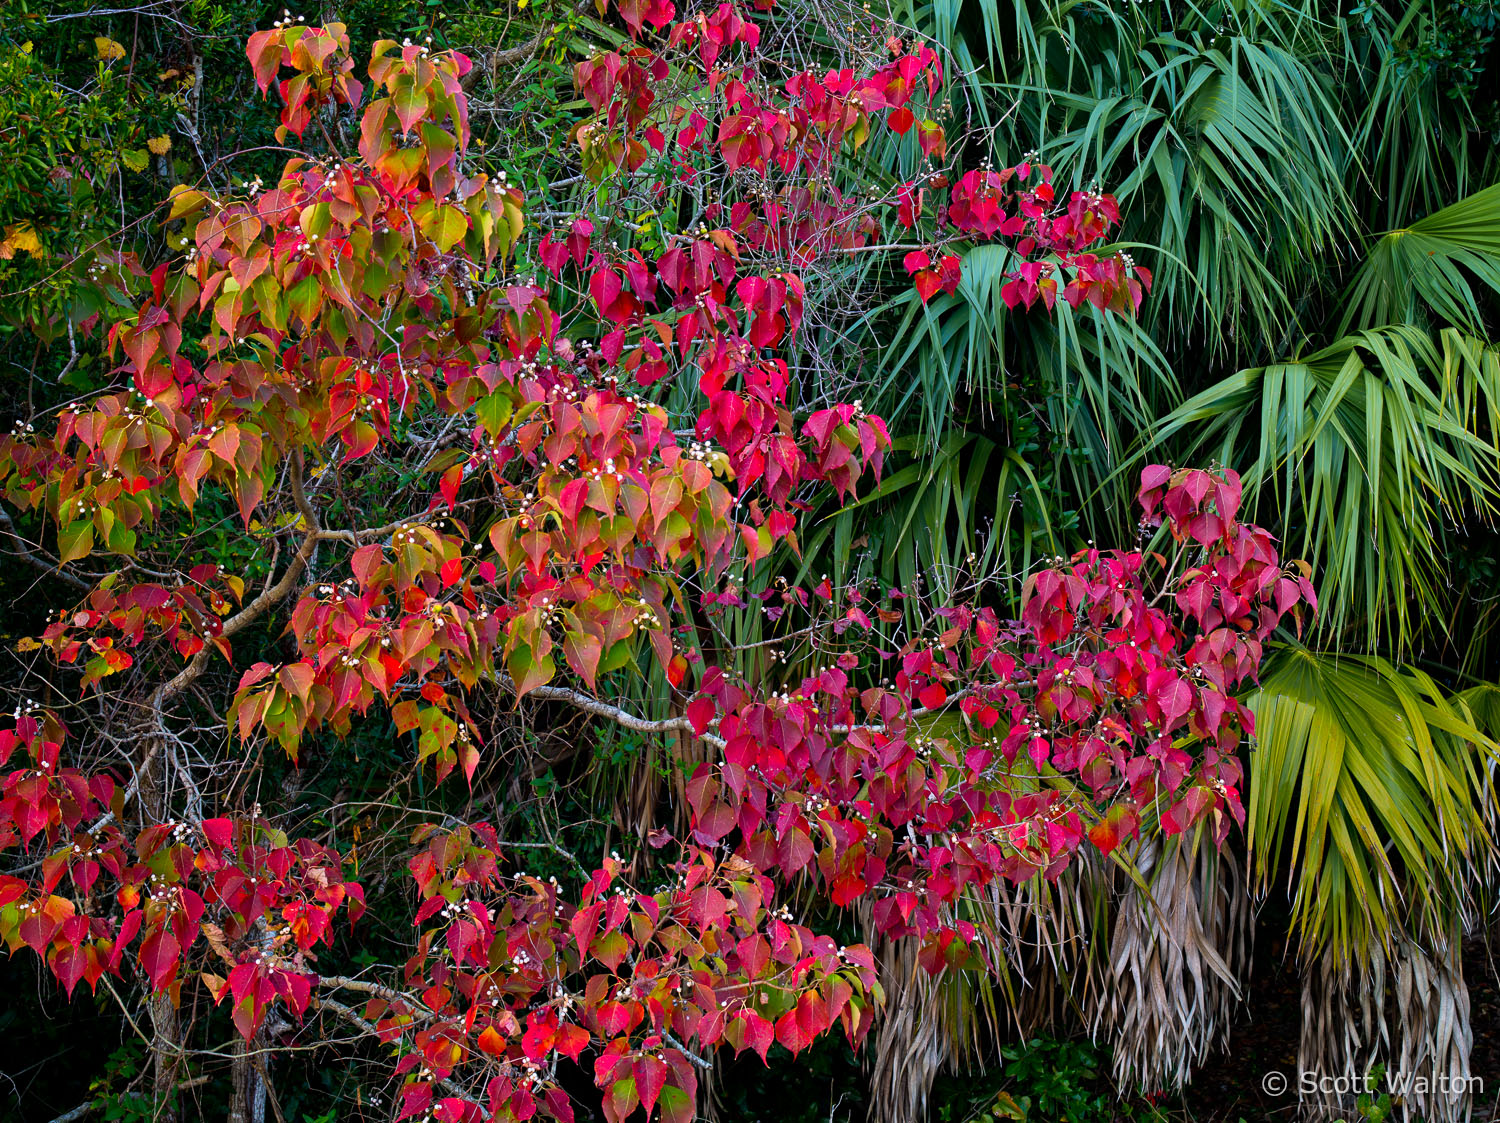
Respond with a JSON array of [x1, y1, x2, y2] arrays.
[[1342, 182, 1500, 334], [1347, 1, 1500, 229], [1041, 27, 1353, 350], [1246, 648, 1498, 964], [869, 243, 1176, 496], [1153, 326, 1500, 649], [799, 430, 1058, 606]]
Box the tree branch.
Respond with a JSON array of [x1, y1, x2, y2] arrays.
[[309, 996, 471, 1100], [0, 504, 92, 591], [527, 685, 727, 750], [664, 1031, 714, 1071]]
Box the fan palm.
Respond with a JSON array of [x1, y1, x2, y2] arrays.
[[1342, 183, 1500, 334], [1246, 648, 1498, 1121], [831, 0, 1500, 1118], [1153, 325, 1500, 652]]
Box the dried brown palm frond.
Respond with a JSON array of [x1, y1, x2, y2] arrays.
[[863, 825, 1251, 1116], [865, 862, 1109, 1123], [1298, 941, 1389, 1120], [1092, 832, 1251, 1094], [867, 937, 950, 1123], [1390, 935, 1473, 1123], [1299, 932, 1473, 1123]]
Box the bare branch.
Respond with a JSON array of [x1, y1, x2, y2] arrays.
[[0, 505, 92, 592], [527, 685, 727, 750]]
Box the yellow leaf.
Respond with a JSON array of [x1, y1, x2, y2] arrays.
[[146, 135, 172, 156], [95, 37, 126, 61], [0, 222, 42, 260]]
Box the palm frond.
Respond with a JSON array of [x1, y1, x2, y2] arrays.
[[799, 430, 1059, 612], [1342, 182, 1500, 334], [1246, 647, 1497, 964], [1153, 326, 1500, 649], [1095, 833, 1250, 1095], [868, 243, 1176, 507], [986, 1, 1358, 356], [1299, 932, 1473, 1123]]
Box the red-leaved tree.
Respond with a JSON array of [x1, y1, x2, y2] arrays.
[[0, 5, 1310, 1120]]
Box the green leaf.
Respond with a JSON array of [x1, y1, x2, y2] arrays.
[[476, 391, 514, 434], [57, 519, 94, 564], [287, 273, 322, 325], [429, 204, 468, 253], [657, 1085, 693, 1123], [1247, 647, 1498, 961], [299, 201, 333, 243], [1343, 183, 1500, 333]]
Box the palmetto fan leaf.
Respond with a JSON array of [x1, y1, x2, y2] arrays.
[[1246, 648, 1497, 965], [797, 430, 1061, 624], [868, 242, 1176, 515], [1153, 326, 1500, 649], [1037, 25, 1354, 352], [1342, 182, 1500, 334]]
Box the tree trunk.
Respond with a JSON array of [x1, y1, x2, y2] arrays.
[[137, 732, 184, 1120], [228, 1028, 268, 1123]]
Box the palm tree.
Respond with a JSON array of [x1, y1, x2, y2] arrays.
[[831, 0, 1500, 1119]]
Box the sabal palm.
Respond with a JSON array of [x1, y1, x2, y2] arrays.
[[839, 0, 1500, 1120]]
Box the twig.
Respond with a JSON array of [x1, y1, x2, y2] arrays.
[[0, 505, 92, 591], [309, 997, 470, 1100], [664, 1032, 714, 1071], [46, 1077, 210, 1123]]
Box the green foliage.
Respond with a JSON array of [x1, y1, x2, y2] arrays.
[[1343, 182, 1500, 333], [934, 1037, 1170, 1123], [1352, 1064, 1396, 1122], [87, 1042, 173, 1121], [1155, 326, 1500, 651], [1247, 647, 1499, 961], [1357, 0, 1500, 112]]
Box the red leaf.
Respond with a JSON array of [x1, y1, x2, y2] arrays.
[[775, 1007, 812, 1055], [742, 1011, 773, 1061], [139, 927, 181, 992], [634, 1055, 669, 1117], [686, 695, 716, 735], [917, 682, 947, 710], [246, 30, 283, 93]]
